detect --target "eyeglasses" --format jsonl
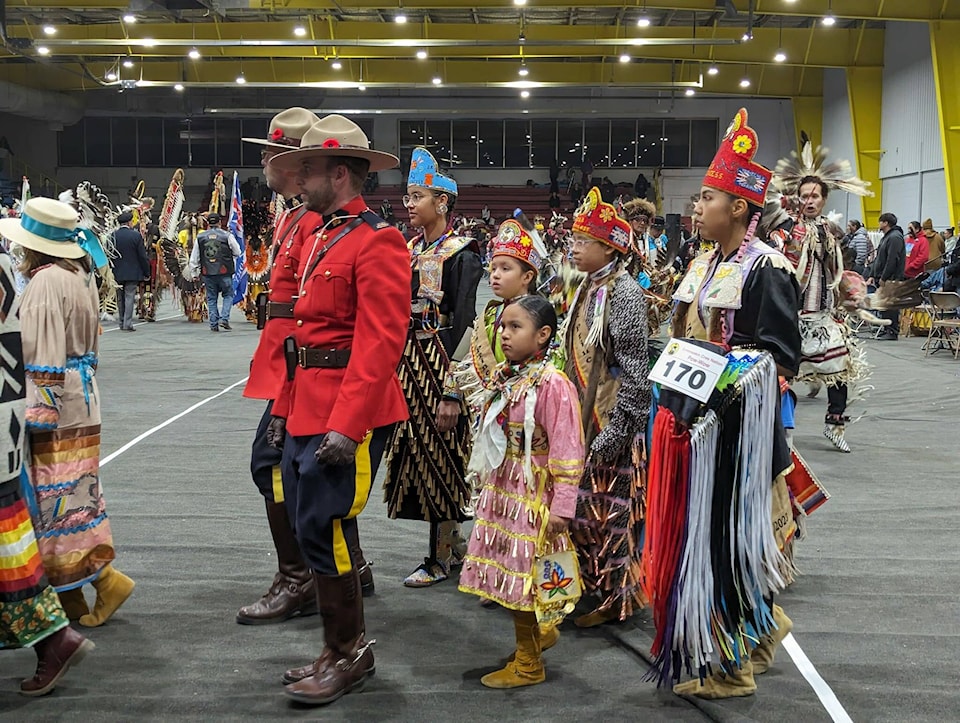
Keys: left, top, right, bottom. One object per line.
{"left": 402, "top": 192, "right": 434, "bottom": 206}
{"left": 570, "top": 237, "right": 596, "bottom": 248}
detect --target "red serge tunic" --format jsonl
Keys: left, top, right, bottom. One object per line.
{"left": 272, "top": 196, "right": 412, "bottom": 442}
{"left": 243, "top": 205, "right": 322, "bottom": 401}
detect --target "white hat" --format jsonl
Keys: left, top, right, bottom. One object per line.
{"left": 241, "top": 107, "right": 320, "bottom": 150}
{"left": 268, "top": 114, "right": 399, "bottom": 173}
{"left": 0, "top": 197, "right": 86, "bottom": 259}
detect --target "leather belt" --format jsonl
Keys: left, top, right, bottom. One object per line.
{"left": 297, "top": 347, "right": 351, "bottom": 369}
{"left": 266, "top": 301, "right": 294, "bottom": 319}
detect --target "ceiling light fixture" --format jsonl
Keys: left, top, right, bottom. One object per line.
{"left": 685, "top": 88, "right": 695, "bottom": 96}
{"left": 739, "top": 77, "right": 751, "bottom": 88}
{"left": 36, "top": 46, "right": 50, "bottom": 56}
{"left": 122, "top": 58, "right": 135, "bottom": 68}
{"left": 741, "top": 32, "right": 753, "bottom": 42}
{"left": 331, "top": 60, "right": 342, "bottom": 70}
{"left": 520, "top": 90, "right": 530, "bottom": 98}
{"left": 293, "top": 25, "right": 307, "bottom": 37}
{"left": 637, "top": 17, "right": 651, "bottom": 28}
{"left": 236, "top": 74, "right": 246, "bottom": 84}
{"left": 707, "top": 65, "right": 719, "bottom": 75}
{"left": 518, "top": 62, "right": 529, "bottom": 77}
{"left": 141, "top": 38, "right": 156, "bottom": 47}
{"left": 822, "top": 13, "right": 836, "bottom": 26}
{"left": 122, "top": 14, "right": 136, "bottom": 24}
{"left": 358, "top": 84, "right": 366, "bottom": 91}
{"left": 43, "top": 25, "right": 56, "bottom": 36}
{"left": 106, "top": 71, "right": 117, "bottom": 81}
{"left": 774, "top": 50, "right": 787, "bottom": 62}
{"left": 619, "top": 53, "right": 631, "bottom": 63}
{"left": 174, "top": 83, "right": 184, "bottom": 92}
{"left": 432, "top": 76, "right": 442, "bottom": 85}
{"left": 188, "top": 48, "right": 201, "bottom": 60}
{"left": 416, "top": 49, "right": 428, "bottom": 60}
{"left": 514, "top": 0, "right": 527, "bottom": 5}
{"left": 395, "top": 14, "right": 407, "bottom": 24}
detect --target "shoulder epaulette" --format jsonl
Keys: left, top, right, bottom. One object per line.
{"left": 360, "top": 209, "right": 392, "bottom": 230}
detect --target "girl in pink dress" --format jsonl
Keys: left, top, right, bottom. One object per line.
{"left": 458, "top": 296, "right": 585, "bottom": 689}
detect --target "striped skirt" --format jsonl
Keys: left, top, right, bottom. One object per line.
{"left": 27, "top": 425, "right": 115, "bottom": 590}
{"left": 0, "top": 477, "right": 69, "bottom": 649}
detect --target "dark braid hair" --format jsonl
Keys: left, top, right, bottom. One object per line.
{"left": 514, "top": 295, "right": 558, "bottom": 349}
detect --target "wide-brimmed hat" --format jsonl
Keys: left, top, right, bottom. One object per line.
{"left": 0, "top": 197, "right": 88, "bottom": 260}
{"left": 268, "top": 115, "right": 399, "bottom": 173}
{"left": 241, "top": 107, "right": 320, "bottom": 150}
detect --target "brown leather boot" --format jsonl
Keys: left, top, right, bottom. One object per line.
{"left": 20, "top": 627, "right": 95, "bottom": 697}
{"left": 237, "top": 500, "right": 318, "bottom": 625}
{"left": 343, "top": 524, "right": 375, "bottom": 598}
{"left": 284, "top": 569, "right": 376, "bottom": 706}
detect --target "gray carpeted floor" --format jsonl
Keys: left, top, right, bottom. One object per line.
{"left": 2, "top": 292, "right": 956, "bottom": 722}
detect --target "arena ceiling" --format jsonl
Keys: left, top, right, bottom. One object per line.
{"left": 0, "top": 1, "right": 955, "bottom": 98}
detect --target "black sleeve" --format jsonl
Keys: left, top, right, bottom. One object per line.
{"left": 439, "top": 249, "right": 482, "bottom": 354}
{"left": 732, "top": 261, "right": 802, "bottom": 376}
{"left": 881, "top": 234, "right": 904, "bottom": 280}
{"left": 136, "top": 232, "right": 151, "bottom": 278}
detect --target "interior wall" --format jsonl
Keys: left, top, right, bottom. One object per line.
{"left": 879, "top": 21, "right": 949, "bottom": 229}
{"left": 821, "top": 68, "right": 862, "bottom": 225}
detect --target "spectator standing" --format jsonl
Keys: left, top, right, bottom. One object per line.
{"left": 843, "top": 220, "right": 873, "bottom": 276}
{"left": 869, "top": 213, "right": 906, "bottom": 339}
{"left": 904, "top": 220, "right": 929, "bottom": 279}
{"left": 188, "top": 212, "right": 241, "bottom": 332}
{"left": 922, "top": 218, "right": 945, "bottom": 271}
{"left": 549, "top": 158, "right": 560, "bottom": 194}
{"left": 634, "top": 172, "right": 650, "bottom": 200}
{"left": 580, "top": 155, "right": 593, "bottom": 190}
{"left": 111, "top": 210, "right": 150, "bottom": 332}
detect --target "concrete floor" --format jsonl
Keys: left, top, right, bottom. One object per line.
{"left": 1, "top": 288, "right": 957, "bottom": 722}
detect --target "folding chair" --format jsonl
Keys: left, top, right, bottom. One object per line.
{"left": 925, "top": 291, "right": 960, "bottom": 358}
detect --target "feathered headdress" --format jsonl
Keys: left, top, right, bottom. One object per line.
{"left": 773, "top": 135, "right": 873, "bottom": 198}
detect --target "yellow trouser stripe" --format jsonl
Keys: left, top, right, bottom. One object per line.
{"left": 332, "top": 518, "right": 351, "bottom": 574}
{"left": 347, "top": 432, "right": 372, "bottom": 520}
{"left": 271, "top": 465, "right": 284, "bottom": 503}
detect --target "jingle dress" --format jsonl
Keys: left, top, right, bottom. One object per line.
{"left": 564, "top": 266, "right": 652, "bottom": 621}
{"left": 459, "top": 363, "right": 584, "bottom": 611}
{"left": 20, "top": 261, "right": 115, "bottom": 591}
{"left": 384, "top": 229, "right": 482, "bottom": 523}
{"left": 0, "top": 253, "right": 70, "bottom": 649}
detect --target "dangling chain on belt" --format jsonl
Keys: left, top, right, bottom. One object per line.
{"left": 410, "top": 298, "right": 450, "bottom": 335}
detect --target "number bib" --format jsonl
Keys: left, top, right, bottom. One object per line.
{"left": 648, "top": 338, "right": 729, "bottom": 403}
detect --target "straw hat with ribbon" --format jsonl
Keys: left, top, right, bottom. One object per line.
{"left": 268, "top": 114, "right": 399, "bottom": 173}
{"left": 0, "top": 197, "right": 108, "bottom": 267}
{"left": 241, "top": 106, "right": 320, "bottom": 150}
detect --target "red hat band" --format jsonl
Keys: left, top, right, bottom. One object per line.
{"left": 703, "top": 108, "right": 772, "bottom": 207}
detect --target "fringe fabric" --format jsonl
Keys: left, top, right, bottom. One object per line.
{"left": 572, "top": 435, "right": 647, "bottom": 621}
{"left": 384, "top": 329, "right": 471, "bottom": 522}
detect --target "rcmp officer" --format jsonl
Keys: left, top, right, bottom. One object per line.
{"left": 236, "top": 108, "right": 326, "bottom": 625}
{"left": 265, "top": 115, "right": 412, "bottom": 706}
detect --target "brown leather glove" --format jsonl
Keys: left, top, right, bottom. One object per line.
{"left": 266, "top": 416, "right": 286, "bottom": 449}
{"left": 315, "top": 430, "right": 358, "bottom": 466}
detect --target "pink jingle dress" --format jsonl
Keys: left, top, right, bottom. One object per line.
{"left": 458, "top": 368, "right": 585, "bottom": 611}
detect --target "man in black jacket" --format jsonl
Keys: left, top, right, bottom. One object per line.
{"left": 112, "top": 211, "right": 151, "bottom": 331}
{"left": 869, "top": 212, "right": 906, "bottom": 339}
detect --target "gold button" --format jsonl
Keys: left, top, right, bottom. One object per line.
{"left": 324, "top": 270, "right": 331, "bottom": 276}
{"left": 321, "top": 234, "right": 328, "bottom": 241}
{"left": 296, "top": 320, "right": 303, "bottom": 327}
{"left": 301, "top": 291, "right": 307, "bottom": 297}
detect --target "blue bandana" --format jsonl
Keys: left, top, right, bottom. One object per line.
{"left": 407, "top": 147, "right": 458, "bottom": 196}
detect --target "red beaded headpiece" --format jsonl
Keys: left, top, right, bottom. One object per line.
{"left": 572, "top": 187, "right": 631, "bottom": 254}
{"left": 491, "top": 219, "right": 542, "bottom": 270}
{"left": 703, "top": 108, "right": 772, "bottom": 207}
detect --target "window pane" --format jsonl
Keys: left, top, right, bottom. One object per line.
{"left": 663, "top": 120, "right": 690, "bottom": 167}
{"left": 164, "top": 119, "right": 190, "bottom": 167}
{"left": 636, "top": 120, "right": 663, "bottom": 167}
{"left": 477, "top": 120, "right": 503, "bottom": 168}
{"left": 583, "top": 120, "right": 610, "bottom": 169}
{"left": 138, "top": 119, "right": 163, "bottom": 166}
{"left": 610, "top": 120, "right": 636, "bottom": 169}
{"left": 187, "top": 118, "right": 216, "bottom": 168}
{"left": 216, "top": 119, "right": 241, "bottom": 167}
{"left": 691, "top": 119, "right": 719, "bottom": 167}
{"left": 451, "top": 120, "right": 477, "bottom": 169}
{"left": 397, "top": 120, "right": 424, "bottom": 173}
{"left": 557, "top": 120, "right": 582, "bottom": 164}
{"left": 85, "top": 118, "right": 111, "bottom": 165}
{"left": 241, "top": 119, "right": 268, "bottom": 166}
{"left": 530, "top": 120, "right": 556, "bottom": 168}
{"left": 111, "top": 118, "right": 137, "bottom": 165}
{"left": 58, "top": 121, "right": 85, "bottom": 166}
{"left": 424, "top": 120, "right": 451, "bottom": 164}
{"left": 504, "top": 120, "right": 530, "bottom": 168}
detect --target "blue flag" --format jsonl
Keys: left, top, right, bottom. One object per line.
{"left": 229, "top": 171, "right": 247, "bottom": 304}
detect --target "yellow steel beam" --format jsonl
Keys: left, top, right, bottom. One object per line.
{"left": 13, "top": 1, "right": 960, "bottom": 22}
{"left": 12, "top": 22, "right": 885, "bottom": 69}
{"left": 846, "top": 67, "right": 884, "bottom": 222}
{"left": 792, "top": 96, "right": 824, "bottom": 150}
{"left": 930, "top": 21, "right": 960, "bottom": 226}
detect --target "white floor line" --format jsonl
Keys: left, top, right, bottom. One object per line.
{"left": 781, "top": 633, "right": 853, "bottom": 723}
{"left": 102, "top": 312, "right": 185, "bottom": 332}
{"left": 100, "top": 376, "right": 249, "bottom": 467}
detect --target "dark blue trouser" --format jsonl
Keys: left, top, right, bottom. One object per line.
{"left": 250, "top": 401, "right": 283, "bottom": 502}
{"left": 281, "top": 426, "right": 392, "bottom": 575}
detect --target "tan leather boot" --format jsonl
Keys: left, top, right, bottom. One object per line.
{"left": 481, "top": 611, "right": 546, "bottom": 689}
{"left": 78, "top": 565, "right": 135, "bottom": 627}
{"left": 236, "top": 500, "right": 317, "bottom": 624}
{"left": 673, "top": 660, "right": 757, "bottom": 699}
{"left": 751, "top": 604, "right": 793, "bottom": 674}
